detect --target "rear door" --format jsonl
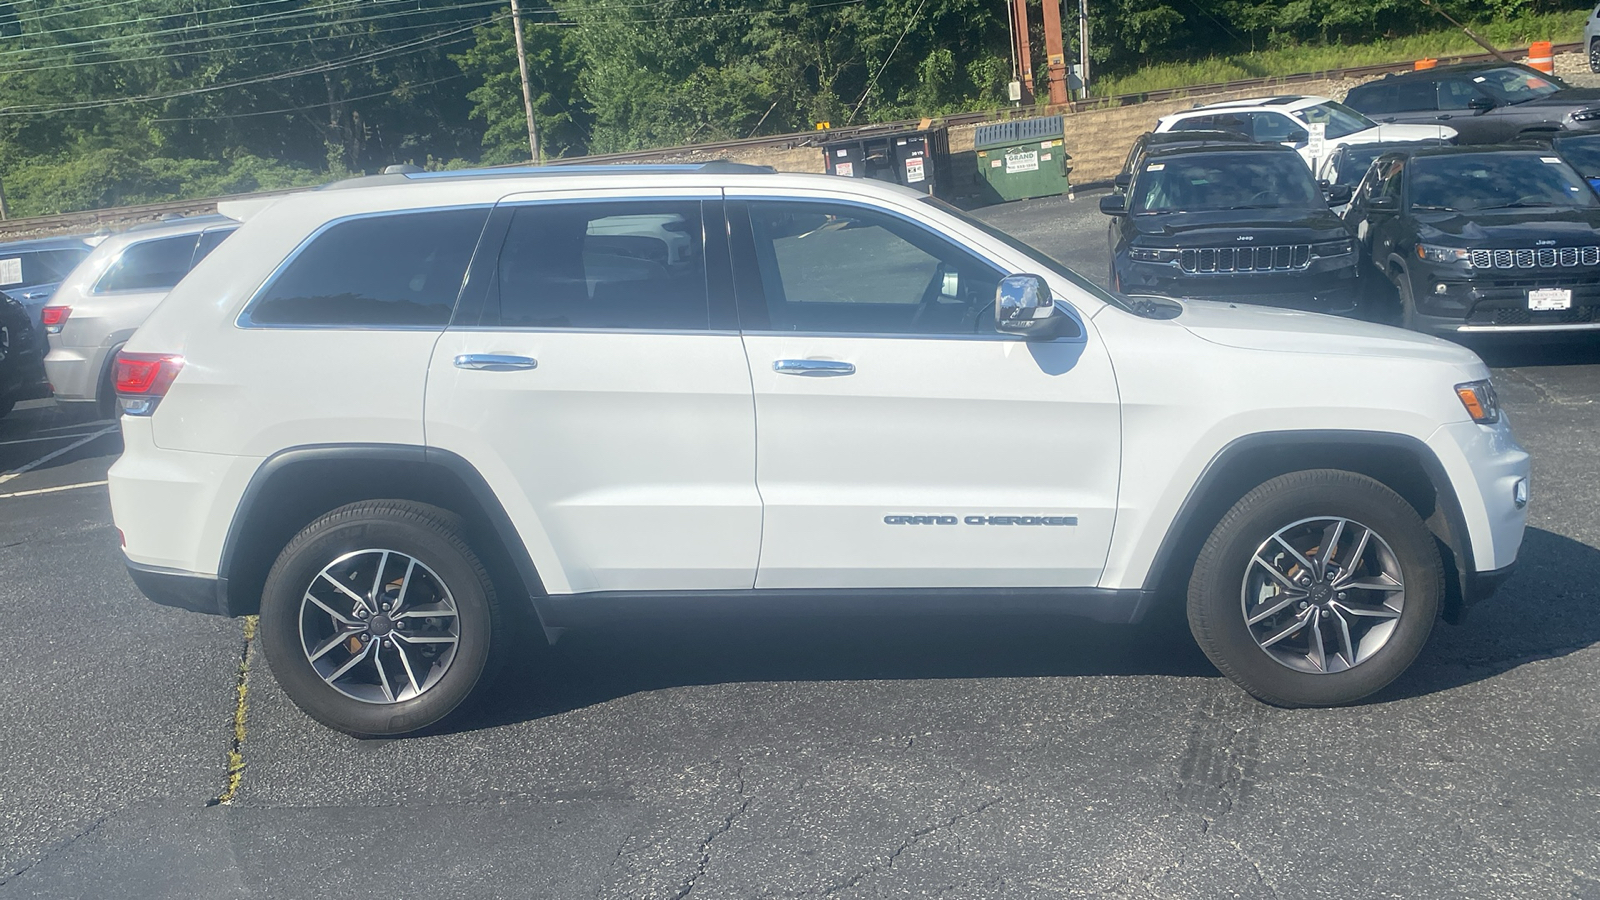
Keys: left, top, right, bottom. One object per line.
{"left": 425, "top": 190, "right": 762, "bottom": 595}
{"left": 728, "top": 190, "right": 1121, "bottom": 590}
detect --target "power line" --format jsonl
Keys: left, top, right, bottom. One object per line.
{"left": 149, "top": 71, "right": 470, "bottom": 122}
{"left": 0, "top": 0, "right": 502, "bottom": 59}
{"left": 847, "top": 0, "right": 929, "bottom": 123}
{"left": 0, "top": 16, "right": 499, "bottom": 116}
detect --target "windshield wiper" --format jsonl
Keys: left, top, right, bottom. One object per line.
{"left": 1410, "top": 204, "right": 1457, "bottom": 211}
{"left": 1477, "top": 201, "right": 1552, "bottom": 210}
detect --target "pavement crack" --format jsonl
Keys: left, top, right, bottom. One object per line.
{"left": 814, "top": 797, "right": 1003, "bottom": 897}
{"left": 0, "top": 813, "right": 111, "bottom": 885}
{"left": 208, "top": 615, "right": 257, "bottom": 807}
{"left": 671, "top": 762, "right": 750, "bottom": 900}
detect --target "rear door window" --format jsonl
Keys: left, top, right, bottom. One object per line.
{"left": 481, "top": 200, "right": 710, "bottom": 330}
{"left": 1345, "top": 83, "right": 1392, "bottom": 114}
{"left": 246, "top": 208, "right": 488, "bottom": 327}
{"left": 95, "top": 235, "right": 201, "bottom": 293}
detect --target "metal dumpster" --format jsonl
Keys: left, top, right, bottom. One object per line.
{"left": 821, "top": 124, "right": 950, "bottom": 197}
{"left": 973, "top": 116, "right": 1070, "bottom": 203}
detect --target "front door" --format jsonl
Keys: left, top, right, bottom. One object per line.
{"left": 728, "top": 193, "right": 1122, "bottom": 589}
{"left": 426, "top": 192, "right": 762, "bottom": 595}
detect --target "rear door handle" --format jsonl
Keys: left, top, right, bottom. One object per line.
{"left": 454, "top": 353, "right": 538, "bottom": 371}
{"left": 773, "top": 359, "right": 855, "bottom": 377}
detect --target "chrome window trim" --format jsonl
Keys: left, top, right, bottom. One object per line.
{"left": 235, "top": 204, "right": 494, "bottom": 330}
{"left": 726, "top": 192, "right": 1088, "bottom": 344}
{"left": 446, "top": 326, "right": 741, "bottom": 337}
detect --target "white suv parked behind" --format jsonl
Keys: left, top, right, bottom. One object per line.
{"left": 1154, "top": 95, "right": 1456, "bottom": 169}
{"left": 109, "top": 163, "right": 1529, "bottom": 737}
{"left": 43, "top": 215, "right": 237, "bottom": 418}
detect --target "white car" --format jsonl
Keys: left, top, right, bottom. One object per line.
{"left": 109, "top": 164, "right": 1529, "bottom": 737}
{"left": 1155, "top": 95, "right": 1457, "bottom": 171}
{"left": 42, "top": 215, "right": 237, "bottom": 417}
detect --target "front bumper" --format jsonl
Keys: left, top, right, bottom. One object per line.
{"left": 1405, "top": 269, "right": 1600, "bottom": 335}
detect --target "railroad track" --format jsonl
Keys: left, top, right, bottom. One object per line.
{"left": 0, "top": 41, "right": 1578, "bottom": 236}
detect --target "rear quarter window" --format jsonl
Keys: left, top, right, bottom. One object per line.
{"left": 245, "top": 207, "right": 488, "bottom": 327}
{"left": 94, "top": 234, "right": 200, "bottom": 293}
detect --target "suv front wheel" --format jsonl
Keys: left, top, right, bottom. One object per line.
{"left": 1187, "top": 470, "right": 1443, "bottom": 707}
{"left": 259, "top": 500, "right": 504, "bottom": 737}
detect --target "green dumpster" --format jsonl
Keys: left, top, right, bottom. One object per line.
{"left": 973, "top": 116, "right": 1071, "bottom": 203}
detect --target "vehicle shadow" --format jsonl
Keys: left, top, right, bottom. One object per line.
{"left": 463, "top": 599, "right": 1215, "bottom": 732}
{"left": 1385, "top": 526, "right": 1600, "bottom": 701}
{"left": 1466, "top": 334, "right": 1600, "bottom": 369}
{"left": 453, "top": 527, "right": 1597, "bottom": 731}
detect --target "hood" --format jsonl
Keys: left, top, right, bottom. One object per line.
{"left": 1131, "top": 207, "right": 1349, "bottom": 240}
{"left": 1343, "top": 124, "right": 1456, "bottom": 144}
{"left": 1414, "top": 207, "right": 1600, "bottom": 244}
{"left": 1525, "top": 87, "right": 1600, "bottom": 109}
{"left": 1175, "top": 298, "right": 1483, "bottom": 365}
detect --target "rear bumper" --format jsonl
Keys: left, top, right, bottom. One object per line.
{"left": 1464, "top": 561, "right": 1517, "bottom": 606}
{"left": 43, "top": 343, "right": 110, "bottom": 402}
{"left": 125, "top": 559, "right": 230, "bottom": 616}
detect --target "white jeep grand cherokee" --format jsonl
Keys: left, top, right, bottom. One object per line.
{"left": 109, "top": 163, "right": 1529, "bottom": 737}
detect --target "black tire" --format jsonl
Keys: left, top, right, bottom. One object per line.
{"left": 259, "top": 500, "right": 504, "bottom": 738}
{"left": 1395, "top": 272, "right": 1421, "bottom": 331}
{"left": 1590, "top": 37, "right": 1600, "bottom": 73}
{"left": 1187, "top": 469, "right": 1443, "bottom": 708}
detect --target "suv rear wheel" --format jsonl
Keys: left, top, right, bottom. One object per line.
{"left": 259, "top": 500, "right": 503, "bottom": 737}
{"left": 1590, "top": 37, "right": 1600, "bottom": 73}
{"left": 1187, "top": 469, "right": 1443, "bottom": 707}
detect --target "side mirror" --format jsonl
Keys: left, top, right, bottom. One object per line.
{"left": 1285, "top": 128, "right": 1310, "bottom": 144}
{"left": 1113, "top": 173, "right": 1132, "bottom": 190}
{"left": 1099, "top": 194, "right": 1128, "bottom": 215}
{"left": 1368, "top": 196, "right": 1399, "bottom": 213}
{"left": 1325, "top": 184, "right": 1354, "bottom": 205}
{"left": 995, "top": 274, "right": 1072, "bottom": 340}
{"left": 1468, "top": 96, "right": 1496, "bottom": 111}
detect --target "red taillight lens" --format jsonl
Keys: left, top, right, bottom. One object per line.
{"left": 41, "top": 306, "right": 70, "bottom": 333}
{"left": 114, "top": 352, "right": 184, "bottom": 415}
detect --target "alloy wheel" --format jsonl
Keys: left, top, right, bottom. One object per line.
{"left": 1240, "top": 516, "right": 1405, "bottom": 675}
{"left": 298, "top": 548, "right": 461, "bottom": 703}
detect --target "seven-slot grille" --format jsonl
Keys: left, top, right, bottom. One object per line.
{"left": 1179, "top": 244, "right": 1311, "bottom": 274}
{"left": 1468, "top": 247, "right": 1600, "bottom": 269}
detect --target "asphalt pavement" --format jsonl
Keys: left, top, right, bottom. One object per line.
{"left": 2, "top": 195, "right": 1598, "bottom": 899}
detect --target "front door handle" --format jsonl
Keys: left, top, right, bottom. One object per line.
{"left": 773, "top": 359, "right": 855, "bottom": 377}
{"left": 454, "top": 353, "right": 538, "bottom": 371}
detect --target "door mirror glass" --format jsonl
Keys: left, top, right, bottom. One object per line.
{"left": 1113, "top": 173, "right": 1132, "bottom": 189}
{"left": 1285, "top": 128, "right": 1310, "bottom": 145}
{"left": 1325, "top": 183, "right": 1354, "bottom": 205}
{"left": 995, "top": 274, "right": 1069, "bottom": 339}
{"left": 1099, "top": 194, "right": 1128, "bottom": 215}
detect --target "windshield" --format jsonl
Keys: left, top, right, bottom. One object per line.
{"left": 1553, "top": 134, "right": 1600, "bottom": 178}
{"left": 1132, "top": 151, "right": 1322, "bottom": 213}
{"left": 1469, "top": 66, "right": 1565, "bottom": 104}
{"left": 1290, "top": 101, "right": 1374, "bottom": 139}
{"left": 920, "top": 196, "right": 1135, "bottom": 314}
{"left": 1410, "top": 152, "right": 1598, "bottom": 211}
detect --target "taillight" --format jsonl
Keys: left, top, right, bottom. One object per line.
{"left": 114, "top": 352, "right": 184, "bottom": 416}
{"left": 41, "top": 306, "right": 70, "bottom": 334}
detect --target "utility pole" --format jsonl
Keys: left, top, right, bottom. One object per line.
{"left": 509, "top": 0, "right": 541, "bottom": 164}
{"left": 0, "top": 176, "right": 8, "bottom": 221}
{"left": 1077, "top": 0, "right": 1091, "bottom": 97}
{"left": 1041, "top": 0, "right": 1069, "bottom": 105}
{"left": 1012, "top": 0, "right": 1034, "bottom": 105}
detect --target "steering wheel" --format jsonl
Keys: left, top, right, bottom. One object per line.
{"left": 1247, "top": 190, "right": 1279, "bottom": 205}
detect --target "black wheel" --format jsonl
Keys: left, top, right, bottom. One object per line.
{"left": 1590, "top": 37, "right": 1600, "bottom": 73}
{"left": 1187, "top": 470, "right": 1443, "bottom": 707}
{"left": 259, "top": 500, "right": 504, "bottom": 737}
{"left": 1394, "top": 272, "right": 1421, "bottom": 331}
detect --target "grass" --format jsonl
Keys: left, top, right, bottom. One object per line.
{"left": 1092, "top": 10, "right": 1591, "bottom": 99}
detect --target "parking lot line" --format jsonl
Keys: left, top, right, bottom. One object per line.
{"left": 0, "top": 479, "right": 109, "bottom": 500}
{"left": 0, "top": 430, "right": 116, "bottom": 448}
{"left": 0, "top": 424, "right": 118, "bottom": 485}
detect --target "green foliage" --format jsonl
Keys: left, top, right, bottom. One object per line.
{"left": 0, "top": 0, "right": 1590, "bottom": 215}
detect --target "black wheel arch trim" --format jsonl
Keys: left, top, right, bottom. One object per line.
{"left": 1140, "top": 429, "right": 1486, "bottom": 622}
{"left": 216, "top": 443, "right": 548, "bottom": 620}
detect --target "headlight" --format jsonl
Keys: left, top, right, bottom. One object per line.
{"left": 1312, "top": 238, "right": 1353, "bottom": 257}
{"left": 1417, "top": 243, "right": 1469, "bottom": 264}
{"left": 1571, "top": 107, "right": 1600, "bottom": 122}
{"left": 1455, "top": 379, "right": 1501, "bottom": 425}
{"left": 1129, "top": 247, "right": 1180, "bottom": 263}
